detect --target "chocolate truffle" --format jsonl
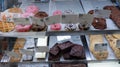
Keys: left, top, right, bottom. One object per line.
{"left": 92, "top": 17, "right": 107, "bottom": 29}
{"left": 70, "top": 45, "right": 85, "bottom": 59}
{"left": 34, "top": 11, "right": 48, "bottom": 18}
{"left": 49, "top": 43, "right": 60, "bottom": 56}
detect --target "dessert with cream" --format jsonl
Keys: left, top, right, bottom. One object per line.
{"left": 50, "top": 23, "right": 61, "bottom": 31}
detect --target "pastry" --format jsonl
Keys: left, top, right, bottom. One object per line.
{"left": 88, "top": 10, "right": 94, "bottom": 14}
{"left": 89, "top": 35, "right": 108, "bottom": 60}
{"left": 78, "top": 24, "right": 90, "bottom": 30}
{"left": 103, "top": 6, "right": 120, "bottom": 28}
{"left": 53, "top": 10, "right": 62, "bottom": 16}
{"left": 8, "top": 8, "right": 22, "bottom": 13}
{"left": 52, "top": 63, "right": 86, "bottom": 67}
{"left": 105, "top": 34, "right": 120, "bottom": 59}
{"left": 92, "top": 18, "right": 107, "bottom": 29}
{"left": 15, "top": 24, "right": 32, "bottom": 32}
{"left": 0, "top": 21, "right": 15, "bottom": 32}
{"left": 50, "top": 23, "right": 61, "bottom": 31}
{"left": 70, "top": 45, "right": 85, "bottom": 59}
{"left": 31, "top": 24, "right": 47, "bottom": 31}
{"left": 34, "top": 11, "right": 48, "bottom": 18}
{"left": 48, "top": 53, "right": 61, "bottom": 61}
{"left": 64, "top": 24, "right": 77, "bottom": 31}
{"left": 21, "top": 12, "right": 34, "bottom": 18}
{"left": 49, "top": 43, "right": 60, "bottom": 56}
{"left": 26, "top": 5, "right": 39, "bottom": 14}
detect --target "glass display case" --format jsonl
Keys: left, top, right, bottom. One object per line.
{"left": 0, "top": 0, "right": 120, "bottom": 67}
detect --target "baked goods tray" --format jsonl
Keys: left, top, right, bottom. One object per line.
{"left": 85, "top": 35, "right": 117, "bottom": 60}
{"left": 48, "top": 36, "right": 88, "bottom": 64}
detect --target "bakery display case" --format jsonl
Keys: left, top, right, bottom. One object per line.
{"left": 1, "top": 0, "right": 120, "bottom": 67}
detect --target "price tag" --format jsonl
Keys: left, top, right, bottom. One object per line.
{"left": 95, "top": 43, "right": 107, "bottom": 52}
{"left": 36, "top": 46, "right": 49, "bottom": 52}
{"left": 30, "top": 17, "right": 45, "bottom": 25}
{"left": 57, "top": 36, "right": 71, "bottom": 43}
{"left": 94, "top": 10, "right": 111, "bottom": 18}
{"left": 5, "top": 51, "right": 20, "bottom": 58}
{"left": 62, "top": 14, "right": 78, "bottom": 24}
{"left": 13, "top": 18, "right": 31, "bottom": 25}
{"left": 78, "top": 14, "right": 94, "bottom": 28}
{"left": 45, "top": 15, "right": 62, "bottom": 25}
{"left": 20, "top": 49, "right": 34, "bottom": 56}
{"left": 116, "top": 40, "right": 120, "bottom": 48}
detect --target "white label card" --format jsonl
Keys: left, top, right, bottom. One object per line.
{"left": 20, "top": 49, "right": 34, "bottom": 56}
{"left": 36, "top": 46, "right": 49, "bottom": 52}
{"left": 116, "top": 40, "right": 120, "bottom": 48}
{"left": 36, "top": 32, "right": 46, "bottom": 36}
{"left": 94, "top": 10, "right": 111, "bottom": 18}
{"left": 30, "top": 17, "right": 45, "bottom": 25}
{"left": 5, "top": 51, "right": 20, "bottom": 58}
{"left": 62, "top": 14, "right": 78, "bottom": 24}
{"left": 45, "top": 15, "right": 61, "bottom": 25}
{"left": 13, "top": 18, "right": 31, "bottom": 25}
{"left": 95, "top": 43, "right": 107, "bottom": 52}
{"left": 57, "top": 36, "right": 71, "bottom": 43}
{"left": 78, "top": 14, "right": 94, "bottom": 27}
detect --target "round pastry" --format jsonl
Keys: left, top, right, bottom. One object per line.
{"left": 64, "top": 24, "right": 77, "bottom": 31}
{"left": 92, "top": 18, "right": 106, "bottom": 29}
{"left": 50, "top": 23, "right": 61, "bottom": 31}
{"left": 15, "top": 25, "right": 32, "bottom": 32}
{"left": 78, "top": 24, "right": 90, "bottom": 30}
{"left": 88, "top": 10, "right": 94, "bottom": 14}
{"left": 53, "top": 10, "right": 62, "bottom": 16}
{"left": 8, "top": 7, "right": 23, "bottom": 13}
{"left": 34, "top": 11, "right": 48, "bottom": 18}
{"left": 26, "top": 5, "right": 39, "bottom": 14}
{"left": 103, "top": 6, "right": 116, "bottom": 10}
{"left": 31, "top": 24, "right": 47, "bottom": 31}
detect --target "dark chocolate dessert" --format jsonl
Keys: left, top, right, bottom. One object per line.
{"left": 70, "top": 45, "right": 85, "bottom": 59}
{"left": 92, "top": 18, "right": 107, "bottom": 29}
{"left": 52, "top": 63, "right": 86, "bottom": 67}
{"left": 49, "top": 43, "right": 60, "bottom": 56}
{"left": 34, "top": 11, "right": 48, "bottom": 18}
{"left": 48, "top": 53, "right": 61, "bottom": 61}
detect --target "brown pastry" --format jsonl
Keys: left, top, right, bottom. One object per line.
{"left": 90, "top": 35, "right": 108, "bottom": 60}
{"left": 8, "top": 8, "right": 22, "bottom": 13}
{"left": 88, "top": 10, "right": 94, "bottom": 14}
{"left": 92, "top": 18, "right": 107, "bottom": 29}
{"left": 34, "top": 11, "right": 48, "bottom": 18}
{"left": 31, "top": 24, "right": 47, "bottom": 31}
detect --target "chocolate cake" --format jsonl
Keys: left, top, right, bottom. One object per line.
{"left": 63, "top": 51, "right": 72, "bottom": 60}
{"left": 58, "top": 41, "right": 73, "bottom": 51}
{"left": 49, "top": 43, "right": 60, "bottom": 56}
{"left": 70, "top": 45, "right": 85, "bottom": 59}
{"left": 52, "top": 63, "right": 86, "bottom": 67}
{"left": 48, "top": 53, "right": 61, "bottom": 61}
{"left": 92, "top": 18, "right": 107, "bottom": 29}
{"left": 34, "top": 11, "right": 48, "bottom": 18}
{"left": 31, "top": 24, "right": 47, "bottom": 31}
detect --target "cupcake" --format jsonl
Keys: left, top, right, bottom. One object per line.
{"left": 64, "top": 24, "right": 77, "bottom": 31}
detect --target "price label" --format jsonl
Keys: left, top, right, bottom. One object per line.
{"left": 36, "top": 46, "right": 49, "bottom": 52}
{"left": 13, "top": 18, "right": 31, "bottom": 25}
{"left": 57, "top": 36, "right": 71, "bottom": 43}
{"left": 94, "top": 10, "right": 111, "bottom": 18}
{"left": 5, "top": 51, "right": 20, "bottom": 58}
{"left": 45, "top": 15, "right": 62, "bottom": 25}
{"left": 78, "top": 14, "right": 94, "bottom": 27}
{"left": 20, "top": 49, "right": 34, "bottom": 56}
{"left": 95, "top": 43, "right": 107, "bottom": 52}
{"left": 30, "top": 17, "right": 45, "bottom": 25}
{"left": 62, "top": 14, "right": 78, "bottom": 24}
{"left": 116, "top": 40, "right": 120, "bottom": 48}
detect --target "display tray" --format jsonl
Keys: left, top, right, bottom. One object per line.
{"left": 85, "top": 35, "right": 116, "bottom": 60}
